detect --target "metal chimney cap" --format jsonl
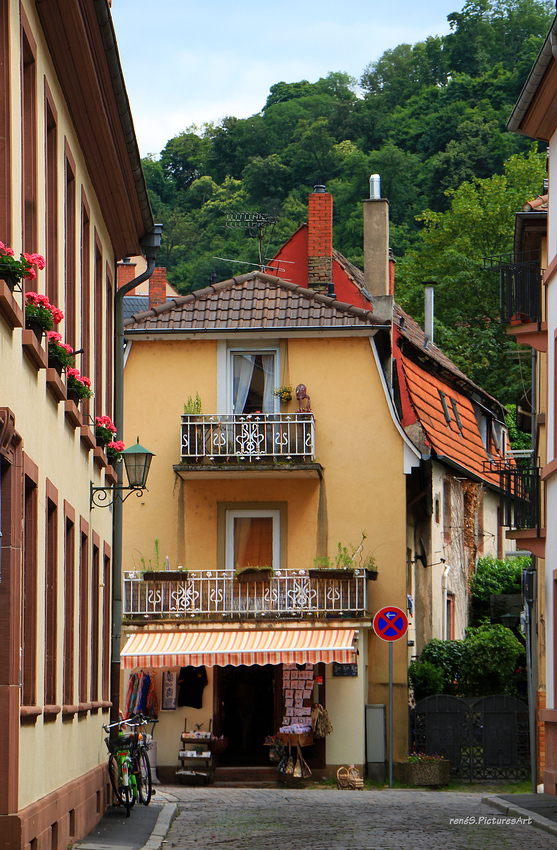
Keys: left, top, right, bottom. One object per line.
{"left": 369, "top": 174, "right": 381, "bottom": 199}
{"left": 313, "top": 184, "right": 327, "bottom": 194}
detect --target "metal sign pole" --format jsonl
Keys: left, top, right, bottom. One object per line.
{"left": 373, "top": 606, "right": 408, "bottom": 791}
{"left": 389, "top": 641, "right": 393, "bottom": 788}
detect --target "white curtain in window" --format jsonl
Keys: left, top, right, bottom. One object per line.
{"left": 261, "top": 354, "right": 275, "bottom": 414}
{"left": 233, "top": 354, "right": 255, "bottom": 414}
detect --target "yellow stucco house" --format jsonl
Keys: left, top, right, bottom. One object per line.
{"left": 120, "top": 269, "right": 421, "bottom": 780}
{"left": 0, "top": 1, "right": 155, "bottom": 846}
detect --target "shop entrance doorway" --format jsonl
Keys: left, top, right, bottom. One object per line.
{"left": 216, "top": 665, "right": 277, "bottom": 766}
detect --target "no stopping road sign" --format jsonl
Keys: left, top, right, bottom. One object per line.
{"left": 373, "top": 606, "right": 408, "bottom": 642}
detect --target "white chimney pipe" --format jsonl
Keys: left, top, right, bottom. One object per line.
{"left": 369, "top": 174, "right": 381, "bottom": 200}
{"left": 424, "top": 282, "right": 435, "bottom": 344}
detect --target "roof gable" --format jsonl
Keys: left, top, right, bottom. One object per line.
{"left": 124, "top": 271, "right": 384, "bottom": 334}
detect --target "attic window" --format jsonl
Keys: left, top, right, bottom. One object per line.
{"left": 438, "top": 390, "right": 451, "bottom": 426}
{"left": 450, "top": 398, "right": 463, "bottom": 434}
{"left": 491, "top": 420, "right": 501, "bottom": 454}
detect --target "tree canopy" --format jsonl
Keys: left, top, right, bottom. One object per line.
{"left": 143, "top": 0, "right": 553, "bottom": 405}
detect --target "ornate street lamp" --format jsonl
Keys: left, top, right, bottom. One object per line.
{"left": 90, "top": 438, "right": 155, "bottom": 508}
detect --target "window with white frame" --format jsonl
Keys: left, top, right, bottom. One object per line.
{"left": 230, "top": 348, "right": 278, "bottom": 414}
{"left": 225, "top": 509, "right": 280, "bottom": 571}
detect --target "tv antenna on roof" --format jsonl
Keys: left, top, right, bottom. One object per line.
{"left": 224, "top": 210, "right": 278, "bottom": 269}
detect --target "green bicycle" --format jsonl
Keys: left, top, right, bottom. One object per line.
{"left": 103, "top": 715, "right": 156, "bottom": 816}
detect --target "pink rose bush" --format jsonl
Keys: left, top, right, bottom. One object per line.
{"left": 25, "top": 291, "right": 64, "bottom": 332}
{"left": 0, "top": 242, "right": 46, "bottom": 283}
{"left": 66, "top": 367, "right": 94, "bottom": 400}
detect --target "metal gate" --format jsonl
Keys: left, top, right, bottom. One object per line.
{"left": 410, "top": 695, "right": 530, "bottom": 781}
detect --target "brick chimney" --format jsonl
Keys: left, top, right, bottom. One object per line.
{"left": 149, "top": 267, "right": 167, "bottom": 309}
{"left": 308, "top": 185, "right": 333, "bottom": 293}
{"left": 117, "top": 258, "right": 137, "bottom": 293}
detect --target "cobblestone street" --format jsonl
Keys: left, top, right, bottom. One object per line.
{"left": 159, "top": 787, "right": 555, "bottom": 849}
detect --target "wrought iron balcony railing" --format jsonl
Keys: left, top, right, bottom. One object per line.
{"left": 489, "top": 453, "right": 541, "bottom": 532}
{"left": 180, "top": 413, "right": 315, "bottom": 461}
{"left": 484, "top": 250, "right": 542, "bottom": 324}
{"left": 123, "top": 568, "right": 368, "bottom": 620}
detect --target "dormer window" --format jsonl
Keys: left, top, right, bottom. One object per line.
{"left": 438, "top": 390, "right": 452, "bottom": 426}
{"left": 491, "top": 420, "right": 501, "bottom": 454}
{"left": 450, "top": 398, "right": 463, "bottom": 434}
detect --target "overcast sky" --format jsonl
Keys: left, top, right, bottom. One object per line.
{"left": 111, "top": 0, "right": 462, "bottom": 157}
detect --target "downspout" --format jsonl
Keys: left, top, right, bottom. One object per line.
{"left": 110, "top": 225, "right": 163, "bottom": 726}
{"left": 442, "top": 564, "right": 451, "bottom": 640}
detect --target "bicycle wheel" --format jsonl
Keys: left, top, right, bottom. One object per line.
{"left": 137, "top": 749, "right": 152, "bottom": 805}
{"left": 121, "top": 784, "right": 132, "bottom": 817}
{"left": 128, "top": 775, "right": 137, "bottom": 808}
{"left": 108, "top": 755, "right": 131, "bottom": 817}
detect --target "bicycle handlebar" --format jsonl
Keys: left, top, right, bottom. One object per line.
{"left": 102, "top": 714, "right": 159, "bottom": 733}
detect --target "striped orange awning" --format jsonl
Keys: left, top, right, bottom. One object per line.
{"left": 121, "top": 628, "right": 356, "bottom": 669}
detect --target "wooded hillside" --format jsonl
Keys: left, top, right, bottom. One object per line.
{"left": 143, "top": 0, "right": 553, "bottom": 403}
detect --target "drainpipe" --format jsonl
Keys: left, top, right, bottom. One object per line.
{"left": 442, "top": 564, "right": 451, "bottom": 640}
{"left": 110, "top": 225, "right": 163, "bottom": 726}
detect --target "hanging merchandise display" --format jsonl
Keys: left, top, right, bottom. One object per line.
{"left": 162, "top": 671, "right": 177, "bottom": 711}
{"left": 312, "top": 703, "right": 334, "bottom": 739}
{"left": 177, "top": 665, "right": 208, "bottom": 708}
{"left": 124, "top": 670, "right": 159, "bottom": 718}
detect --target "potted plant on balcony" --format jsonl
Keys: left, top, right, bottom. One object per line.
{"left": 47, "top": 332, "right": 75, "bottom": 375}
{"left": 106, "top": 439, "right": 126, "bottom": 463}
{"left": 24, "top": 291, "right": 64, "bottom": 342}
{"left": 183, "top": 393, "right": 203, "bottom": 461}
{"left": 273, "top": 386, "right": 293, "bottom": 404}
{"left": 0, "top": 243, "right": 45, "bottom": 291}
{"left": 94, "top": 415, "right": 118, "bottom": 449}
{"left": 309, "top": 534, "right": 377, "bottom": 580}
{"left": 234, "top": 564, "right": 273, "bottom": 583}
{"left": 399, "top": 753, "right": 450, "bottom": 787}
{"left": 66, "top": 367, "right": 93, "bottom": 405}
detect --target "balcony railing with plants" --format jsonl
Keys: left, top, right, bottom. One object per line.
{"left": 123, "top": 567, "right": 369, "bottom": 620}
{"left": 484, "top": 250, "right": 542, "bottom": 324}
{"left": 180, "top": 413, "right": 315, "bottom": 462}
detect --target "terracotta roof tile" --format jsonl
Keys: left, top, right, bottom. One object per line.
{"left": 400, "top": 355, "right": 504, "bottom": 486}
{"left": 123, "top": 272, "right": 385, "bottom": 333}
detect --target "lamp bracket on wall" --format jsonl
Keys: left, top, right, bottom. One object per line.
{"left": 90, "top": 483, "right": 147, "bottom": 509}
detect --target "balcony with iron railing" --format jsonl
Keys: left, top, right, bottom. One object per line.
{"left": 123, "top": 568, "right": 370, "bottom": 622}
{"left": 484, "top": 250, "right": 543, "bottom": 325}
{"left": 488, "top": 451, "right": 542, "bottom": 535}
{"left": 175, "top": 413, "right": 322, "bottom": 479}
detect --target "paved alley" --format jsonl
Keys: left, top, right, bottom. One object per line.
{"left": 159, "top": 786, "right": 556, "bottom": 850}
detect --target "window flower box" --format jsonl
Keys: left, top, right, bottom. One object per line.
{"left": 142, "top": 570, "right": 188, "bottom": 582}
{"left": 234, "top": 566, "right": 273, "bottom": 583}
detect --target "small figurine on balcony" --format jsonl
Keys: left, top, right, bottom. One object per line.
{"left": 296, "top": 384, "right": 311, "bottom": 413}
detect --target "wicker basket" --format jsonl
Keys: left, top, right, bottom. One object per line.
{"left": 337, "top": 765, "right": 364, "bottom": 790}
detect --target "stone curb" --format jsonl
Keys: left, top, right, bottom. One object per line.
{"left": 138, "top": 803, "right": 178, "bottom": 850}
{"left": 482, "top": 795, "right": 557, "bottom": 838}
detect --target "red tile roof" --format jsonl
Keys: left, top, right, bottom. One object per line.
{"left": 398, "top": 355, "right": 504, "bottom": 486}
{"left": 124, "top": 272, "right": 385, "bottom": 333}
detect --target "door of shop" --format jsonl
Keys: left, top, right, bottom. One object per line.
{"left": 214, "top": 664, "right": 277, "bottom": 766}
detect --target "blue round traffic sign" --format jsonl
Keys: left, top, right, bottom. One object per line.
{"left": 373, "top": 606, "right": 408, "bottom": 642}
